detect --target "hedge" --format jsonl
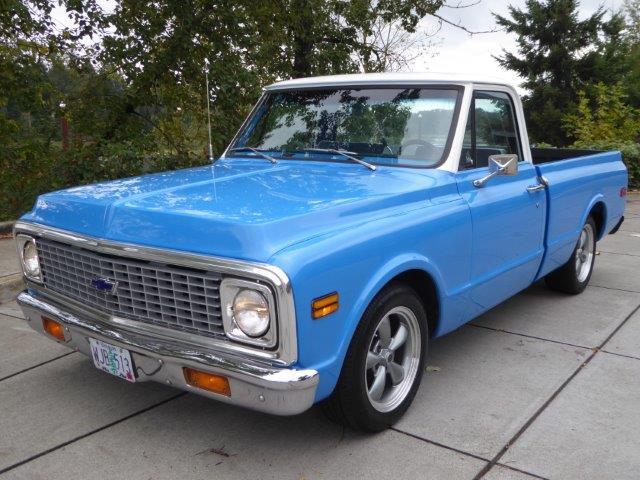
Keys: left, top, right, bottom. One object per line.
{"left": 0, "top": 146, "right": 207, "bottom": 222}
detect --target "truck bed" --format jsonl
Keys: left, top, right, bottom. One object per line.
{"left": 531, "top": 147, "right": 604, "bottom": 164}
{"left": 531, "top": 149, "right": 627, "bottom": 281}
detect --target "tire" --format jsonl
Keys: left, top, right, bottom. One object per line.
{"left": 545, "top": 216, "right": 597, "bottom": 294}
{"left": 321, "top": 283, "right": 428, "bottom": 432}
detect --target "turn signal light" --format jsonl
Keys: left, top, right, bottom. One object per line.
{"left": 42, "top": 316, "right": 65, "bottom": 341}
{"left": 183, "top": 368, "right": 231, "bottom": 397}
{"left": 312, "top": 292, "right": 339, "bottom": 319}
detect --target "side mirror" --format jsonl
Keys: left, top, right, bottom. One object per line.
{"left": 489, "top": 154, "right": 518, "bottom": 175}
{"left": 474, "top": 154, "right": 519, "bottom": 187}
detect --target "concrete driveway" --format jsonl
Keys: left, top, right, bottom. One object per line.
{"left": 0, "top": 195, "right": 638, "bottom": 480}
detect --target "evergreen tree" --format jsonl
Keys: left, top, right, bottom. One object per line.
{"left": 624, "top": 0, "right": 640, "bottom": 106}
{"left": 494, "top": 1, "right": 627, "bottom": 146}
{"left": 625, "top": 0, "right": 640, "bottom": 44}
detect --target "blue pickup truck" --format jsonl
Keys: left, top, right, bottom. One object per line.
{"left": 14, "top": 73, "right": 628, "bottom": 431}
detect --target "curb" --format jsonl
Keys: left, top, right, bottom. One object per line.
{"left": 0, "top": 273, "right": 24, "bottom": 304}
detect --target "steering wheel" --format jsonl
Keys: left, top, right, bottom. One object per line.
{"left": 400, "top": 139, "right": 436, "bottom": 157}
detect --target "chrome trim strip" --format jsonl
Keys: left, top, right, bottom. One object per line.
{"left": 14, "top": 221, "right": 298, "bottom": 365}
{"left": 221, "top": 92, "right": 268, "bottom": 160}
{"left": 17, "top": 291, "right": 318, "bottom": 415}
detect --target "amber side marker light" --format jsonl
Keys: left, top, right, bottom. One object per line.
{"left": 42, "top": 316, "right": 65, "bottom": 341}
{"left": 183, "top": 368, "right": 231, "bottom": 397}
{"left": 312, "top": 292, "right": 339, "bottom": 319}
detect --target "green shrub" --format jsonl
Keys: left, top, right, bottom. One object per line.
{"left": 563, "top": 83, "right": 640, "bottom": 144}
{"left": 558, "top": 82, "right": 640, "bottom": 189}
{"left": 0, "top": 144, "right": 208, "bottom": 222}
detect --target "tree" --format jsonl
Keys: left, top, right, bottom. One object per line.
{"left": 269, "top": 0, "right": 446, "bottom": 76}
{"left": 626, "top": 0, "right": 640, "bottom": 44}
{"left": 0, "top": 0, "right": 486, "bottom": 221}
{"left": 97, "top": 0, "right": 449, "bottom": 156}
{"left": 494, "top": 0, "right": 628, "bottom": 146}
{"left": 564, "top": 82, "right": 640, "bottom": 143}
{"left": 355, "top": 16, "right": 441, "bottom": 72}
{"left": 624, "top": 0, "right": 640, "bottom": 106}
{"left": 564, "top": 82, "right": 640, "bottom": 188}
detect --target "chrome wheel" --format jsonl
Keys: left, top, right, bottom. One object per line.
{"left": 365, "top": 306, "right": 421, "bottom": 413}
{"left": 575, "top": 223, "right": 595, "bottom": 283}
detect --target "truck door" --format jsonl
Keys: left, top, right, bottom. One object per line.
{"left": 456, "top": 90, "right": 546, "bottom": 314}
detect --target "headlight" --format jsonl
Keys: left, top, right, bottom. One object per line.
{"left": 220, "top": 278, "right": 276, "bottom": 347}
{"left": 233, "top": 289, "right": 270, "bottom": 337}
{"left": 17, "top": 235, "right": 42, "bottom": 282}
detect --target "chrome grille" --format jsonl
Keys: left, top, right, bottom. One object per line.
{"left": 36, "top": 238, "right": 224, "bottom": 338}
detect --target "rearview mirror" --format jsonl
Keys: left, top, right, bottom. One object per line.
{"left": 474, "top": 154, "right": 519, "bottom": 187}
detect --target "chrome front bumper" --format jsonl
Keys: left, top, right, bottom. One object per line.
{"left": 17, "top": 290, "right": 318, "bottom": 416}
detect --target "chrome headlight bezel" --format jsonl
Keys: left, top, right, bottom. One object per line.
{"left": 220, "top": 278, "right": 277, "bottom": 348}
{"left": 16, "top": 234, "right": 43, "bottom": 283}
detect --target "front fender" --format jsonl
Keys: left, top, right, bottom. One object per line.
{"left": 349, "top": 253, "right": 445, "bottom": 342}
{"left": 282, "top": 252, "right": 450, "bottom": 401}
{"left": 269, "top": 195, "right": 471, "bottom": 402}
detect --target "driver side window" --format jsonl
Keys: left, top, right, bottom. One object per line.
{"left": 460, "top": 90, "right": 522, "bottom": 170}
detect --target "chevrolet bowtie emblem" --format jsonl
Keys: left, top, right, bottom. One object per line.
{"left": 90, "top": 277, "right": 119, "bottom": 295}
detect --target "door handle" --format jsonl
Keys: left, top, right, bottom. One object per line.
{"left": 526, "top": 176, "right": 549, "bottom": 193}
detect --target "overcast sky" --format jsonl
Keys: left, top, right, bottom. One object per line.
{"left": 414, "top": 0, "right": 624, "bottom": 91}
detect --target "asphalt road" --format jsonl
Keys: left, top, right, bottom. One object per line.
{"left": 0, "top": 195, "right": 638, "bottom": 479}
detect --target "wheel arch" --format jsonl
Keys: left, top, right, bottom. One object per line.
{"left": 588, "top": 200, "right": 607, "bottom": 240}
{"left": 577, "top": 195, "right": 606, "bottom": 241}
{"left": 350, "top": 255, "right": 444, "bottom": 342}
{"left": 385, "top": 269, "right": 439, "bottom": 338}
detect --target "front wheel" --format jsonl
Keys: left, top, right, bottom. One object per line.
{"left": 322, "top": 284, "right": 428, "bottom": 432}
{"left": 545, "top": 216, "right": 597, "bottom": 294}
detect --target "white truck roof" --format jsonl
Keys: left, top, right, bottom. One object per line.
{"left": 266, "top": 72, "right": 515, "bottom": 90}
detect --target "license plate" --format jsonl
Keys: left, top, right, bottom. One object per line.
{"left": 89, "top": 338, "right": 136, "bottom": 382}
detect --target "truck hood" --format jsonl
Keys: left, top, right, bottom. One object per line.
{"left": 22, "top": 159, "right": 443, "bottom": 262}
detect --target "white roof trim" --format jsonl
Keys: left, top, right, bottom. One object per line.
{"left": 265, "top": 72, "right": 516, "bottom": 90}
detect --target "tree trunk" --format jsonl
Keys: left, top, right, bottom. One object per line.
{"left": 59, "top": 117, "right": 69, "bottom": 151}
{"left": 292, "top": 0, "right": 314, "bottom": 77}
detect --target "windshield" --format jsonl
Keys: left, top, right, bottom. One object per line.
{"left": 231, "top": 87, "right": 461, "bottom": 168}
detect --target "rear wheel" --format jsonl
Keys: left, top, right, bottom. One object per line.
{"left": 545, "top": 216, "right": 597, "bottom": 294}
{"left": 322, "top": 284, "right": 428, "bottom": 432}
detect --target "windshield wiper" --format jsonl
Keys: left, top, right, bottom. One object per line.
{"left": 297, "top": 148, "right": 376, "bottom": 171}
{"left": 228, "top": 147, "right": 278, "bottom": 164}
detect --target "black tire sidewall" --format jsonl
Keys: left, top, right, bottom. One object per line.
{"left": 341, "top": 284, "right": 429, "bottom": 431}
